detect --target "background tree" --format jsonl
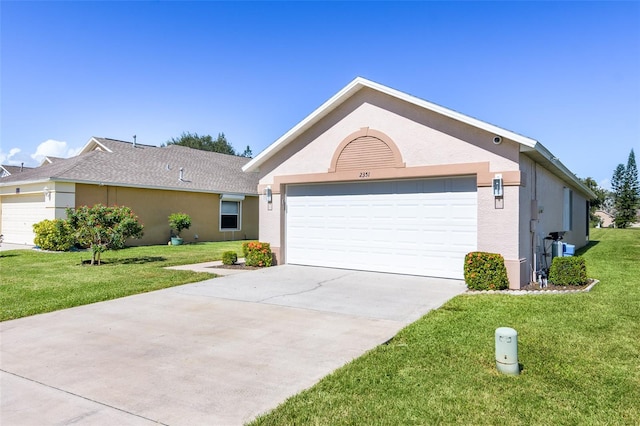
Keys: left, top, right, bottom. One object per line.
{"left": 611, "top": 149, "right": 640, "bottom": 228}
{"left": 240, "top": 145, "right": 253, "bottom": 158}
{"left": 580, "top": 177, "right": 610, "bottom": 227}
{"left": 166, "top": 132, "right": 236, "bottom": 155}
{"left": 67, "top": 205, "right": 144, "bottom": 265}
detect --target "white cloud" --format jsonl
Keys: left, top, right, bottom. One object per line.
{"left": 599, "top": 178, "right": 611, "bottom": 191}
{"left": 30, "top": 139, "right": 82, "bottom": 164}
{"left": 31, "top": 139, "right": 69, "bottom": 162}
{"left": 0, "top": 147, "right": 23, "bottom": 166}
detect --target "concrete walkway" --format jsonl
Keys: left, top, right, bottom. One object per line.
{"left": 0, "top": 242, "right": 35, "bottom": 252}
{"left": 1, "top": 265, "right": 466, "bottom": 425}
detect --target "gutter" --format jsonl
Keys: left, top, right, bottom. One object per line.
{"left": 0, "top": 177, "right": 259, "bottom": 196}
{"left": 521, "top": 142, "right": 597, "bottom": 199}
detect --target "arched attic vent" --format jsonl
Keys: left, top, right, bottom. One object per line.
{"left": 329, "top": 127, "right": 405, "bottom": 173}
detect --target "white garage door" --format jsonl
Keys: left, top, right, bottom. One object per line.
{"left": 1, "top": 194, "right": 47, "bottom": 245}
{"left": 286, "top": 177, "right": 477, "bottom": 279}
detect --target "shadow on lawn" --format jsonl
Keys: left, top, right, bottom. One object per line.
{"left": 112, "top": 256, "right": 167, "bottom": 265}
{"left": 576, "top": 240, "right": 599, "bottom": 255}
{"left": 81, "top": 256, "right": 167, "bottom": 266}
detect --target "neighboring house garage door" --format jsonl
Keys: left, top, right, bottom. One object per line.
{"left": 286, "top": 177, "right": 477, "bottom": 279}
{"left": 1, "top": 194, "right": 47, "bottom": 245}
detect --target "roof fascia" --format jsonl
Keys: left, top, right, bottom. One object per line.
{"left": 242, "top": 78, "right": 592, "bottom": 199}
{"left": 0, "top": 178, "right": 52, "bottom": 188}
{"left": 50, "top": 178, "right": 259, "bottom": 195}
{"left": 521, "top": 142, "right": 596, "bottom": 199}
{"left": 243, "top": 77, "right": 365, "bottom": 172}
{"left": 243, "top": 77, "right": 539, "bottom": 172}
{"left": 1, "top": 176, "right": 259, "bottom": 195}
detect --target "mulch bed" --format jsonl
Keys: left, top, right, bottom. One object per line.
{"left": 465, "top": 279, "right": 597, "bottom": 295}
{"left": 211, "top": 262, "right": 262, "bottom": 270}
{"left": 520, "top": 280, "right": 594, "bottom": 292}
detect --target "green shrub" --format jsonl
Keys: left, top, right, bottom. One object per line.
{"left": 33, "top": 219, "right": 74, "bottom": 251}
{"left": 242, "top": 241, "right": 250, "bottom": 258}
{"left": 67, "top": 204, "right": 144, "bottom": 265}
{"left": 222, "top": 251, "right": 238, "bottom": 265}
{"left": 463, "top": 251, "right": 509, "bottom": 290}
{"left": 549, "top": 256, "right": 587, "bottom": 286}
{"left": 168, "top": 213, "right": 191, "bottom": 237}
{"left": 244, "top": 241, "right": 273, "bottom": 267}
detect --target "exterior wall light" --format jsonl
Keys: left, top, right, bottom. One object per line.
{"left": 265, "top": 186, "right": 272, "bottom": 204}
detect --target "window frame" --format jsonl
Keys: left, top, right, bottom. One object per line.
{"left": 563, "top": 187, "right": 573, "bottom": 231}
{"left": 219, "top": 199, "right": 242, "bottom": 231}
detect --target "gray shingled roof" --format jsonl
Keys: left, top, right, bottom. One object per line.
{"left": 1, "top": 165, "right": 34, "bottom": 176}
{"left": 0, "top": 138, "right": 259, "bottom": 195}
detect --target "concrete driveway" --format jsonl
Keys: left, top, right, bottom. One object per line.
{"left": 1, "top": 265, "right": 466, "bottom": 425}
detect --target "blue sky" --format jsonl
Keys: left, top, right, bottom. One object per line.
{"left": 1, "top": 1, "right": 639, "bottom": 188}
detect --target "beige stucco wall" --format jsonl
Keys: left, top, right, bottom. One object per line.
{"left": 49, "top": 182, "right": 76, "bottom": 219}
{"left": 255, "top": 88, "right": 528, "bottom": 285}
{"left": 518, "top": 154, "right": 590, "bottom": 284}
{"left": 595, "top": 210, "right": 614, "bottom": 227}
{"left": 75, "top": 184, "right": 258, "bottom": 246}
{"left": 253, "top": 88, "right": 592, "bottom": 288}
{"left": 477, "top": 184, "right": 522, "bottom": 288}
{"left": 257, "top": 88, "right": 520, "bottom": 184}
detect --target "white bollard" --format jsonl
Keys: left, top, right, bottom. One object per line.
{"left": 495, "top": 327, "right": 519, "bottom": 375}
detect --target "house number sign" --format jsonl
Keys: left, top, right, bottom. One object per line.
{"left": 358, "top": 171, "right": 370, "bottom": 178}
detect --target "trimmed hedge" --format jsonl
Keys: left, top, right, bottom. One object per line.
{"left": 549, "top": 256, "right": 588, "bottom": 286}
{"left": 463, "top": 251, "right": 509, "bottom": 290}
{"left": 33, "top": 219, "right": 74, "bottom": 251}
{"left": 243, "top": 241, "right": 273, "bottom": 267}
{"left": 222, "top": 251, "right": 238, "bottom": 265}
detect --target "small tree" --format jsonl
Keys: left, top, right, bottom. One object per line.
{"left": 611, "top": 149, "right": 640, "bottom": 228}
{"left": 166, "top": 132, "right": 236, "bottom": 155}
{"left": 240, "top": 145, "right": 253, "bottom": 158}
{"left": 168, "top": 213, "right": 191, "bottom": 238}
{"left": 67, "top": 204, "right": 144, "bottom": 265}
{"left": 580, "top": 177, "right": 610, "bottom": 227}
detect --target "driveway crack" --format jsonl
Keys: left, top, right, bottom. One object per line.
{"left": 257, "top": 271, "right": 355, "bottom": 303}
{"left": 0, "top": 369, "right": 168, "bottom": 425}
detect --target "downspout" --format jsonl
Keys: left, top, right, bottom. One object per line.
{"left": 531, "top": 162, "right": 538, "bottom": 284}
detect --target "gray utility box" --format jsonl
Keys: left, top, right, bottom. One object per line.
{"left": 495, "top": 327, "right": 520, "bottom": 375}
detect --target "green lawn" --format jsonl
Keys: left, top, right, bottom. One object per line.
{"left": 0, "top": 241, "right": 246, "bottom": 321}
{"left": 251, "top": 228, "right": 640, "bottom": 425}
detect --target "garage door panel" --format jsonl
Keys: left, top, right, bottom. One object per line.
{"left": 1, "top": 194, "right": 48, "bottom": 244}
{"left": 286, "top": 177, "right": 477, "bottom": 279}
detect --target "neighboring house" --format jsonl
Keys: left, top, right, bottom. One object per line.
{"left": 594, "top": 210, "right": 614, "bottom": 228}
{"left": 243, "top": 77, "right": 595, "bottom": 289}
{"left": 0, "top": 137, "right": 259, "bottom": 246}
{"left": 40, "top": 156, "right": 65, "bottom": 165}
{"left": 1, "top": 164, "right": 33, "bottom": 178}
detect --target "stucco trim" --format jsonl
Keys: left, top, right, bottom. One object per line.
{"left": 328, "top": 127, "right": 405, "bottom": 172}
{"left": 260, "top": 162, "right": 521, "bottom": 193}
{"left": 477, "top": 170, "right": 522, "bottom": 187}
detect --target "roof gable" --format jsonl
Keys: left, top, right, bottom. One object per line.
{"left": 242, "top": 77, "right": 594, "bottom": 198}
